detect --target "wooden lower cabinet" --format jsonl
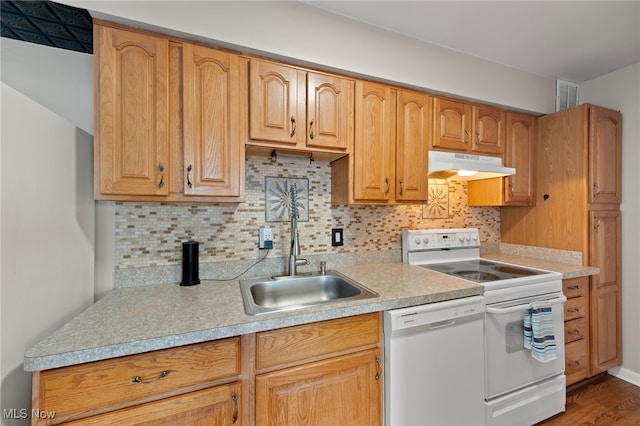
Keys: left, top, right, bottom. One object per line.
{"left": 64, "top": 383, "right": 240, "bottom": 426}
{"left": 563, "top": 277, "right": 590, "bottom": 385}
{"left": 32, "top": 314, "right": 383, "bottom": 426}
{"left": 32, "top": 338, "right": 241, "bottom": 425}
{"left": 589, "top": 209, "right": 622, "bottom": 374}
{"left": 253, "top": 313, "right": 383, "bottom": 426}
{"left": 255, "top": 350, "right": 381, "bottom": 426}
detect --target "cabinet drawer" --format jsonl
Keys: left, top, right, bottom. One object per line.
{"left": 37, "top": 338, "right": 240, "bottom": 422}
{"left": 256, "top": 313, "right": 380, "bottom": 371}
{"left": 64, "top": 383, "right": 241, "bottom": 426}
{"left": 564, "top": 317, "right": 587, "bottom": 343}
{"left": 565, "top": 339, "right": 589, "bottom": 385}
{"left": 564, "top": 296, "right": 587, "bottom": 321}
{"left": 563, "top": 277, "right": 588, "bottom": 298}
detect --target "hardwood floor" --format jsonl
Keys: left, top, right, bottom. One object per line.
{"left": 537, "top": 374, "right": 640, "bottom": 425}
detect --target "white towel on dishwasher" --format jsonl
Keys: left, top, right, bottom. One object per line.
{"left": 528, "top": 300, "right": 557, "bottom": 363}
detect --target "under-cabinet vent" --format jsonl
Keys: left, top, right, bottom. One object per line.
{"left": 556, "top": 80, "right": 579, "bottom": 111}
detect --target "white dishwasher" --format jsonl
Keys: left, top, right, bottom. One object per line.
{"left": 384, "top": 296, "right": 485, "bottom": 426}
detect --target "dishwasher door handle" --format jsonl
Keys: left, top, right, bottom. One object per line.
{"left": 486, "top": 295, "right": 567, "bottom": 314}
{"left": 429, "top": 319, "right": 456, "bottom": 329}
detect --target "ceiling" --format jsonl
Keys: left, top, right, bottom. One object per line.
{"left": 2, "top": 1, "right": 638, "bottom": 84}
{"left": 1, "top": 0, "right": 92, "bottom": 54}
{"left": 304, "top": 1, "right": 640, "bottom": 83}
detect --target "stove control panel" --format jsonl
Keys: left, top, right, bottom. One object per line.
{"left": 402, "top": 228, "right": 480, "bottom": 252}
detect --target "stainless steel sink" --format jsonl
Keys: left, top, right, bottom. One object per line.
{"left": 239, "top": 271, "right": 378, "bottom": 315}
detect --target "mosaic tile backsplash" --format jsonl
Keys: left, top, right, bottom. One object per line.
{"left": 115, "top": 156, "right": 500, "bottom": 282}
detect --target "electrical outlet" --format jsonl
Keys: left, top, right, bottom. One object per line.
{"left": 259, "top": 227, "right": 273, "bottom": 249}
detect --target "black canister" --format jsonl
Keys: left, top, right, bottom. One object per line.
{"left": 181, "top": 241, "right": 200, "bottom": 286}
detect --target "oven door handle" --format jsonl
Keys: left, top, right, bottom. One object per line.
{"left": 485, "top": 295, "right": 567, "bottom": 314}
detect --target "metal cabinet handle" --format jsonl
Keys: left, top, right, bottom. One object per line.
{"left": 485, "top": 295, "right": 567, "bottom": 314}
{"left": 384, "top": 178, "right": 390, "bottom": 196}
{"left": 475, "top": 130, "right": 480, "bottom": 145}
{"left": 375, "top": 356, "right": 382, "bottom": 381}
{"left": 290, "top": 116, "right": 296, "bottom": 137}
{"left": 399, "top": 179, "right": 404, "bottom": 196}
{"left": 593, "top": 183, "right": 600, "bottom": 198}
{"left": 231, "top": 392, "right": 238, "bottom": 424}
{"left": 158, "top": 163, "right": 165, "bottom": 189}
{"left": 567, "top": 285, "right": 580, "bottom": 291}
{"left": 131, "top": 370, "right": 170, "bottom": 384}
{"left": 309, "top": 119, "right": 315, "bottom": 139}
{"left": 568, "top": 360, "right": 581, "bottom": 368}
{"left": 568, "top": 330, "right": 581, "bottom": 337}
{"left": 464, "top": 129, "right": 471, "bottom": 144}
{"left": 594, "top": 216, "right": 601, "bottom": 230}
{"left": 186, "top": 164, "right": 193, "bottom": 189}
{"left": 568, "top": 307, "right": 581, "bottom": 314}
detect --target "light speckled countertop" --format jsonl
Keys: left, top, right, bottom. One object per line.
{"left": 482, "top": 253, "right": 599, "bottom": 279}
{"left": 24, "top": 258, "right": 598, "bottom": 372}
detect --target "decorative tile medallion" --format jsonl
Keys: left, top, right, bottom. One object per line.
{"left": 265, "top": 177, "right": 309, "bottom": 222}
{"left": 424, "top": 180, "right": 449, "bottom": 219}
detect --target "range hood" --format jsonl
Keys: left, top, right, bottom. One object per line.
{"left": 428, "top": 151, "right": 515, "bottom": 180}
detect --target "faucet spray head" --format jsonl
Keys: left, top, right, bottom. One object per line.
{"left": 290, "top": 183, "right": 299, "bottom": 219}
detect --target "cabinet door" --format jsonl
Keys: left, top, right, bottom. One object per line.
{"left": 306, "top": 72, "right": 354, "bottom": 151}
{"left": 95, "top": 24, "right": 169, "bottom": 196}
{"left": 589, "top": 209, "right": 622, "bottom": 374}
{"left": 589, "top": 106, "right": 622, "bottom": 204}
{"left": 64, "top": 384, "right": 241, "bottom": 426}
{"left": 353, "top": 81, "right": 396, "bottom": 201}
{"left": 256, "top": 350, "right": 381, "bottom": 426}
{"left": 183, "top": 44, "right": 242, "bottom": 197}
{"left": 249, "top": 60, "right": 306, "bottom": 145}
{"left": 432, "top": 98, "right": 472, "bottom": 152}
{"left": 396, "top": 89, "right": 429, "bottom": 201}
{"left": 472, "top": 105, "right": 505, "bottom": 155}
{"left": 504, "top": 112, "right": 536, "bottom": 205}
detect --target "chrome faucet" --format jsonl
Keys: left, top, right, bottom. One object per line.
{"left": 288, "top": 183, "right": 308, "bottom": 276}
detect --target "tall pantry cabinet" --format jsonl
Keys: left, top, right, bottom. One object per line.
{"left": 501, "top": 103, "right": 622, "bottom": 383}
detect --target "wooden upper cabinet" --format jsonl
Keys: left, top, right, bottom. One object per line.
{"left": 467, "top": 111, "right": 535, "bottom": 207}
{"left": 331, "top": 83, "right": 431, "bottom": 205}
{"left": 249, "top": 59, "right": 354, "bottom": 153}
{"left": 589, "top": 106, "right": 622, "bottom": 204}
{"left": 352, "top": 81, "right": 396, "bottom": 201}
{"left": 474, "top": 105, "right": 506, "bottom": 155}
{"left": 503, "top": 112, "right": 536, "bottom": 205}
{"left": 432, "top": 98, "right": 472, "bottom": 152}
{"left": 432, "top": 98, "right": 505, "bottom": 156}
{"left": 249, "top": 59, "right": 306, "bottom": 145}
{"left": 182, "top": 44, "right": 242, "bottom": 197}
{"left": 306, "top": 72, "right": 354, "bottom": 150}
{"left": 396, "top": 89, "right": 430, "bottom": 202}
{"left": 94, "top": 24, "right": 169, "bottom": 197}
{"left": 94, "top": 22, "right": 244, "bottom": 202}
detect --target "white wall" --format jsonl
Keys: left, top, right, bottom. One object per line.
{"left": 0, "top": 85, "right": 95, "bottom": 424}
{"left": 580, "top": 62, "right": 640, "bottom": 384}
{"left": 0, "top": 38, "right": 93, "bottom": 135}
{"left": 60, "top": 0, "right": 556, "bottom": 114}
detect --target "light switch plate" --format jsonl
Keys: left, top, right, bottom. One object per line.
{"left": 331, "top": 228, "right": 344, "bottom": 247}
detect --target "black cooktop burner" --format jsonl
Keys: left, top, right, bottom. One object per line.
{"left": 420, "top": 259, "right": 545, "bottom": 283}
